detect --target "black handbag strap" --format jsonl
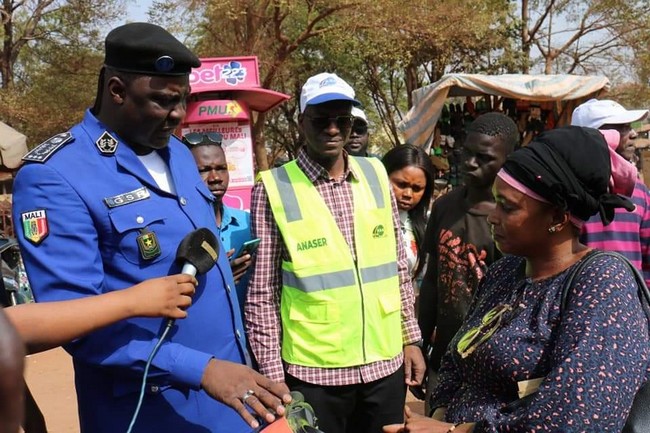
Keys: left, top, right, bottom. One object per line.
{"left": 561, "top": 250, "right": 650, "bottom": 323}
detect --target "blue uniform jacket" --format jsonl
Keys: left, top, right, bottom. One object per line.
{"left": 12, "top": 111, "right": 252, "bottom": 433}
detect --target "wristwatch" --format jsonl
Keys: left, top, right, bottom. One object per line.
{"left": 408, "top": 339, "right": 424, "bottom": 348}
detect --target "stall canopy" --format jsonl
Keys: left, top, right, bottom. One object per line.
{"left": 0, "top": 122, "right": 28, "bottom": 169}
{"left": 398, "top": 73, "right": 610, "bottom": 148}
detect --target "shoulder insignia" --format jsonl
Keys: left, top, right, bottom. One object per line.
{"left": 95, "top": 131, "right": 118, "bottom": 154}
{"left": 23, "top": 132, "right": 73, "bottom": 163}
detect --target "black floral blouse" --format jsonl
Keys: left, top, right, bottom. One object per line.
{"left": 431, "top": 251, "right": 649, "bottom": 432}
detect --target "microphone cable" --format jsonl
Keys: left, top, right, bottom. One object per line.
{"left": 124, "top": 227, "right": 218, "bottom": 432}
{"left": 125, "top": 320, "right": 174, "bottom": 433}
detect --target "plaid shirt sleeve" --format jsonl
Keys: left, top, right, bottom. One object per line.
{"left": 245, "top": 181, "right": 285, "bottom": 382}
{"left": 390, "top": 190, "right": 422, "bottom": 345}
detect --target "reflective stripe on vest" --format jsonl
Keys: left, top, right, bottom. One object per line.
{"left": 282, "top": 261, "right": 398, "bottom": 293}
{"left": 260, "top": 156, "right": 403, "bottom": 368}
{"left": 270, "top": 157, "right": 387, "bottom": 222}
{"left": 354, "top": 157, "right": 385, "bottom": 208}
{"left": 272, "top": 165, "right": 302, "bottom": 222}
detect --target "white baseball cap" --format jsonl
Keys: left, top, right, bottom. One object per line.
{"left": 571, "top": 99, "right": 648, "bottom": 129}
{"left": 351, "top": 107, "right": 368, "bottom": 124}
{"left": 299, "top": 72, "right": 360, "bottom": 113}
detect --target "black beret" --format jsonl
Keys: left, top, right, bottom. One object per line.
{"left": 104, "top": 22, "right": 200, "bottom": 76}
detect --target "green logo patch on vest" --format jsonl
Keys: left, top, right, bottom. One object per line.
{"left": 372, "top": 224, "right": 386, "bottom": 238}
{"left": 296, "top": 237, "right": 327, "bottom": 251}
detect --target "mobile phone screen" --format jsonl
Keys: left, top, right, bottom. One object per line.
{"left": 232, "top": 238, "right": 261, "bottom": 260}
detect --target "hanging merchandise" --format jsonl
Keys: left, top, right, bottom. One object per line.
{"left": 440, "top": 104, "right": 451, "bottom": 135}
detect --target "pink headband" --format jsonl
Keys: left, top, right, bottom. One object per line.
{"left": 496, "top": 169, "right": 584, "bottom": 228}
{"left": 497, "top": 170, "right": 549, "bottom": 204}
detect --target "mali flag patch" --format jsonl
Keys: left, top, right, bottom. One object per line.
{"left": 21, "top": 209, "right": 49, "bottom": 245}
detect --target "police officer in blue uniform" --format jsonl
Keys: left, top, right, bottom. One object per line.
{"left": 12, "top": 22, "right": 289, "bottom": 433}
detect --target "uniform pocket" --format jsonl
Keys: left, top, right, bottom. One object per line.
{"left": 108, "top": 201, "right": 173, "bottom": 265}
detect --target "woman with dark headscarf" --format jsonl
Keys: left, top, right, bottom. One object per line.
{"left": 384, "top": 127, "right": 648, "bottom": 433}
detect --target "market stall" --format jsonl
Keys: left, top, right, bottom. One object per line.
{"left": 398, "top": 73, "right": 610, "bottom": 149}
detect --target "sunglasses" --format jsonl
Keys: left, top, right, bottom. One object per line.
{"left": 352, "top": 120, "right": 368, "bottom": 135}
{"left": 456, "top": 303, "right": 513, "bottom": 359}
{"left": 182, "top": 132, "right": 223, "bottom": 146}
{"left": 304, "top": 114, "right": 354, "bottom": 131}
{"left": 600, "top": 123, "right": 632, "bottom": 136}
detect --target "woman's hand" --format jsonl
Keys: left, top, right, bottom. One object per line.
{"left": 127, "top": 274, "right": 196, "bottom": 319}
{"left": 200, "top": 359, "right": 292, "bottom": 429}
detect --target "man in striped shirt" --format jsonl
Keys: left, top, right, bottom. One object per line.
{"left": 571, "top": 99, "right": 650, "bottom": 284}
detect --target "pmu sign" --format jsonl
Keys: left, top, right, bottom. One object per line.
{"left": 187, "top": 100, "right": 250, "bottom": 122}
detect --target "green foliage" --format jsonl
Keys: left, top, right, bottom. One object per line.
{"left": 0, "top": 0, "right": 124, "bottom": 145}
{"left": 152, "top": 0, "right": 517, "bottom": 164}
{"left": 1, "top": 0, "right": 649, "bottom": 159}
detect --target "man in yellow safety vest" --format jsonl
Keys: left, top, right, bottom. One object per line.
{"left": 245, "top": 72, "right": 425, "bottom": 433}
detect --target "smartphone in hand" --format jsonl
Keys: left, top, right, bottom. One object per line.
{"left": 230, "top": 238, "right": 261, "bottom": 262}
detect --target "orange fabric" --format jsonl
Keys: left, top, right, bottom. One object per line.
{"left": 261, "top": 417, "right": 293, "bottom": 433}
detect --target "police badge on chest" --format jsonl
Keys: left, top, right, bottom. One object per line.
{"left": 137, "top": 227, "right": 161, "bottom": 260}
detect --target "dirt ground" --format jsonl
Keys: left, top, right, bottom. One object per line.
{"left": 22, "top": 348, "right": 424, "bottom": 432}
{"left": 23, "top": 348, "right": 78, "bottom": 433}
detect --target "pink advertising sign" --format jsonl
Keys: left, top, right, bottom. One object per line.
{"left": 189, "top": 56, "right": 291, "bottom": 113}
{"left": 189, "top": 57, "right": 261, "bottom": 93}
{"left": 180, "top": 56, "right": 290, "bottom": 210}
{"left": 222, "top": 187, "right": 252, "bottom": 211}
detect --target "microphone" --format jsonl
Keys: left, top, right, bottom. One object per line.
{"left": 175, "top": 227, "right": 219, "bottom": 277}
{"left": 127, "top": 228, "right": 221, "bottom": 433}
{"left": 167, "top": 228, "right": 219, "bottom": 327}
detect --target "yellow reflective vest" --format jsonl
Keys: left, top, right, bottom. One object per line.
{"left": 259, "top": 156, "right": 403, "bottom": 368}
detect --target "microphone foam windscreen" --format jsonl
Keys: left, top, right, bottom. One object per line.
{"left": 175, "top": 228, "right": 219, "bottom": 275}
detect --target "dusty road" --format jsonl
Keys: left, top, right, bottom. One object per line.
{"left": 23, "top": 348, "right": 78, "bottom": 433}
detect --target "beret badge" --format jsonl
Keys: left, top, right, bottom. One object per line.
{"left": 155, "top": 56, "right": 175, "bottom": 73}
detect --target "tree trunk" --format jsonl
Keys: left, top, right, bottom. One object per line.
{"left": 521, "top": 0, "right": 530, "bottom": 74}
{"left": 253, "top": 111, "right": 269, "bottom": 172}
{"left": 2, "top": 1, "right": 14, "bottom": 89}
{"left": 405, "top": 61, "right": 418, "bottom": 109}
